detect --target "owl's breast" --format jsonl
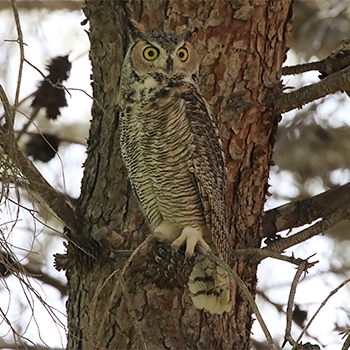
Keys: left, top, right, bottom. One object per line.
{"left": 120, "top": 88, "right": 205, "bottom": 228}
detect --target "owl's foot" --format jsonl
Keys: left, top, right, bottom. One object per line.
{"left": 171, "top": 225, "right": 211, "bottom": 258}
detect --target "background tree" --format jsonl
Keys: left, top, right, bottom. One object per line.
{"left": 1, "top": 0, "right": 350, "bottom": 349}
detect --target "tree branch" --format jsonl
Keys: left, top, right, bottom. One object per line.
{"left": 341, "top": 330, "right": 350, "bottom": 350}
{"left": 294, "top": 276, "right": 350, "bottom": 349}
{"left": 282, "top": 49, "right": 350, "bottom": 76}
{"left": 273, "top": 65, "right": 350, "bottom": 114}
{"left": 232, "top": 248, "right": 318, "bottom": 267}
{"left": 0, "top": 0, "right": 83, "bottom": 11}
{"left": 0, "top": 86, "right": 78, "bottom": 231}
{"left": 23, "top": 262, "right": 67, "bottom": 296}
{"left": 0, "top": 251, "right": 67, "bottom": 296}
{"left": 284, "top": 261, "right": 308, "bottom": 348}
{"left": 11, "top": 0, "right": 25, "bottom": 111}
{"left": 0, "top": 339, "right": 63, "bottom": 350}
{"left": 263, "top": 182, "right": 350, "bottom": 237}
{"left": 266, "top": 203, "right": 350, "bottom": 253}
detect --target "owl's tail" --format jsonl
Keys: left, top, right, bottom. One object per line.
{"left": 188, "top": 256, "right": 232, "bottom": 314}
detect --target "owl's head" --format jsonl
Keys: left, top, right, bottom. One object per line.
{"left": 122, "top": 20, "right": 199, "bottom": 85}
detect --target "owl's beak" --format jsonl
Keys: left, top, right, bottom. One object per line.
{"left": 165, "top": 56, "right": 173, "bottom": 74}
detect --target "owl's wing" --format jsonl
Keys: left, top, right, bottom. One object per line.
{"left": 183, "top": 85, "right": 229, "bottom": 261}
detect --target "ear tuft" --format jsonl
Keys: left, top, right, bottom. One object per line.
{"left": 129, "top": 19, "right": 145, "bottom": 32}
{"left": 127, "top": 18, "right": 147, "bottom": 41}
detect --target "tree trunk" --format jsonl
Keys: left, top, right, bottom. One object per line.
{"left": 65, "top": 1, "right": 292, "bottom": 349}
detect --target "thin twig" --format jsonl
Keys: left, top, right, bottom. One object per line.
{"left": 294, "top": 276, "right": 350, "bottom": 348}
{"left": 15, "top": 106, "right": 40, "bottom": 141}
{"left": 197, "top": 246, "right": 278, "bottom": 350}
{"left": 284, "top": 261, "right": 308, "bottom": 348}
{"left": 0, "top": 86, "right": 77, "bottom": 230}
{"left": 24, "top": 58, "right": 112, "bottom": 120}
{"left": 11, "top": 0, "right": 25, "bottom": 112}
{"left": 233, "top": 247, "right": 318, "bottom": 267}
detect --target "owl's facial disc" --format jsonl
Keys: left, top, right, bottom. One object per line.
{"left": 129, "top": 39, "right": 199, "bottom": 84}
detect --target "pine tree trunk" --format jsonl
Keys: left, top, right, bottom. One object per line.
{"left": 65, "top": 1, "right": 292, "bottom": 349}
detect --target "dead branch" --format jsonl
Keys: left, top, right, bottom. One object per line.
{"left": 284, "top": 261, "right": 308, "bottom": 348}
{"left": 23, "top": 262, "right": 67, "bottom": 296}
{"left": 0, "top": 249, "right": 66, "bottom": 295}
{"left": 5, "top": 141, "right": 77, "bottom": 229}
{"left": 232, "top": 247, "right": 318, "bottom": 267}
{"left": 263, "top": 183, "right": 350, "bottom": 238}
{"left": 0, "top": 0, "right": 83, "bottom": 11}
{"left": 0, "top": 86, "right": 77, "bottom": 230}
{"left": 266, "top": 203, "right": 350, "bottom": 253}
{"left": 341, "top": 332, "right": 350, "bottom": 350}
{"left": 283, "top": 60, "right": 333, "bottom": 76}
{"left": 11, "top": 0, "right": 24, "bottom": 112}
{"left": 272, "top": 65, "right": 350, "bottom": 114}
{"left": 0, "top": 340, "right": 63, "bottom": 350}
{"left": 294, "top": 276, "right": 350, "bottom": 348}
{"left": 282, "top": 48, "right": 350, "bottom": 76}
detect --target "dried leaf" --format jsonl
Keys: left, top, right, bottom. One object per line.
{"left": 31, "top": 55, "right": 71, "bottom": 120}
{"left": 25, "top": 133, "right": 60, "bottom": 162}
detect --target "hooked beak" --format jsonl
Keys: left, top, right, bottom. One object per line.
{"left": 165, "top": 56, "right": 173, "bottom": 74}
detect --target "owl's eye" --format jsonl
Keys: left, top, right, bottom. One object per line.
{"left": 177, "top": 47, "right": 189, "bottom": 62}
{"left": 143, "top": 47, "right": 159, "bottom": 61}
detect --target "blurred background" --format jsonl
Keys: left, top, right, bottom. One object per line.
{"left": 0, "top": 0, "right": 350, "bottom": 349}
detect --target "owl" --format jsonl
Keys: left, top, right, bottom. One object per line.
{"left": 118, "top": 20, "right": 232, "bottom": 314}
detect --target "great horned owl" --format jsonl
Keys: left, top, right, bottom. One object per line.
{"left": 118, "top": 20, "right": 232, "bottom": 314}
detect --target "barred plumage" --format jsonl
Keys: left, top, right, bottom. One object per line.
{"left": 118, "top": 21, "right": 232, "bottom": 314}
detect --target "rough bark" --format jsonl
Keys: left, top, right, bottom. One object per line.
{"left": 65, "top": 1, "right": 292, "bottom": 349}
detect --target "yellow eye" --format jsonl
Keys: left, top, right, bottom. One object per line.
{"left": 143, "top": 46, "right": 159, "bottom": 61}
{"left": 177, "top": 47, "right": 189, "bottom": 62}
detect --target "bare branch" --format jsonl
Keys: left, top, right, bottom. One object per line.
{"left": 0, "top": 340, "right": 63, "bottom": 350}
{"left": 0, "top": 252, "right": 67, "bottom": 296}
{"left": 0, "top": 86, "right": 77, "bottom": 230}
{"left": 294, "top": 276, "right": 350, "bottom": 348}
{"left": 0, "top": 0, "right": 83, "bottom": 11}
{"left": 341, "top": 331, "right": 350, "bottom": 350}
{"left": 232, "top": 248, "right": 318, "bottom": 267}
{"left": 282, "top": 49, "right": 350, "bottom": 76}
{"left": 10, "top": 143, "right": 77, "bottom": 228}
{"left": 23, "top": 263, "right": 67, "bottom": 296}
{"left": 263, "top": 183, "right": 350, "bottom": 238}
{"left": 283, "top": 60, "right": 330, "bottom": 76}
{"left": 273, "top": 65, "right": 350, "bottom": 114}
{"left": 284, "top": 261, "right": 308, "bottom": 348}
{"left": 266, "top": 204, "right": 350, "bottom": 253}
{"left": 11, "top": 0, "right": 25, "bottom": 112}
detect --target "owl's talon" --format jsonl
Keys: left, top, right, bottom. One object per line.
{"left": 171, "top": 225, "right": 211, "bottom": 259}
